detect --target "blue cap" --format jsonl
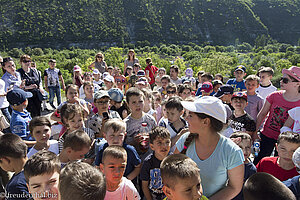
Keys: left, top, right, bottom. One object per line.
{"left": 108, "top": 88, "right": 124, "bottom": 103}
{"left": 214, "top": 85, "right": 234, "bottom": 98}
{"left": 7, "top": 88, "right": 33, "bottom": 106}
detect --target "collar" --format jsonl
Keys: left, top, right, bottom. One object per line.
{"left": 12, "top": 109, "right": 30, "bottom": 117}
{"left": 260, "top": 83, "right": 272, "bottom": 88}
{"left": 168, "top": 117, "right": 188, "bottom": 132}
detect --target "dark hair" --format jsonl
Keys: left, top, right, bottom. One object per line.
{"left": 24, "top": 150, "right": 61, "bottom": 183}
{"left": 215, "top": 73, "right": 224, "bottom": 83}
{"left": 2, "top": 57, "right": 14, "bottom": 73}
{"left": 166, "top": 83, "right": 177, "bottom": 92}
{"left": 181, "top": 113, "right": 223, "bottom": 154}
{"left": 165, "top": 96, "right": 183, "bottom": 112}
{"left": 146, "top": 58, "right": 152, "bottom": 65}
{"left": 177, "top": 84, "right": 192, "bottom": 94}
{"left": 125, "top": 87, "right": 144, "bottom": 103}
{"left": 230, "top": 132, "right": 252, "bottom": 143}
{"left": 127, "top": 49, "right": 135, "bottom": 60}
{"left": 243, "top": 172, "right": 296, "bottom": 200}
{"left": 59, "top": 162, "right": 106, "bottom": 200}
{"left": 29, "top": 116, "right": 51, "bottom": 133}
{"left": 161, "top": 75, "right": 171, "bottom": 82}
{"left": 102, "top": 145, "right": 127, "bottom": 163}
{"left": 197, "top": 71, "right": 205, "bottom": 77}
{"left": 277, "top": 131, "right": 300, "bottom": 144}
{"left": 83, "top": 72, "right": 92, "bottom": 78}
{"left": 149, "top": 127, "right": 171, "bottom": 144}
{"left": 258, "top": 67, "right": 274, "bottom": 76}
{"left": 63, "top": 130, "right": 91, "bottom": 151}
{"left": 201, "top": 72, "right": 213, "bottom": 81}
{"left": 0, "top": 134, "right": 27, "bottom": 158}
{"left": 60, "top": 103, "right": 84, "bottom": 127}
{"left": 65, "top": 84, "right": 79, "bottom": 97}
{"left": 170, "top": 65, "right": 179, "bottom": 73}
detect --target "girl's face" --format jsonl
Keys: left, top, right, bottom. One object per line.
{"left": 67, "top": 88, "right": 79, "bottom": 102}
{"left": 280, "top": 74, "right": 300, "bottom": 91}
{"left": 84, "top": 85, "right": 94, "bottom": 96}
{"left": 4, "top": 61, "right": 16, "bottom": 74}
{"left": 159, "top": 70, "right": 165, "bottom": 77}
{"left": 84, "top": 75, "right": 92, "bottom": 82}
{"left": 186, "top": 112, "right": 205, "bottom": 133}
{"left": 67, "top": 113, "right": 84, "bottom": 131}
{"left": 128, "top": 51, "right": 134, "bottom": 57}
{"left": 179, "top": 89, "right": 191, "bottom": 100}
{"left": 32, "top": 125, "right": 51, "bottom": 144}
{"left": 96, "top": 54, "right": 103, "bottom": 61}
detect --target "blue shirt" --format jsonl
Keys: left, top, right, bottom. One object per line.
{"left": 11, "top": 109, "right": 34, "bottom": 141}
{"left": 1, "top": 71, "right": 22, "bottom": 92}
{"left": 176, "top": 133, "right": 244, "bottom": 197}
{"left": 283, "top": 175, "right": 300, "bottom": 199}
{"left": 226, "top": 79, "right": 246, "bottom": 92}
{"left": 6, "top": 171, "right": 31, "bottom": 200}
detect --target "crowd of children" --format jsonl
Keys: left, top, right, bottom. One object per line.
{"left": 1, "top": 52, "right": 300, "bottom": 199}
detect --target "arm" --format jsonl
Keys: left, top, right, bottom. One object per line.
{"left": 142, "top": 181, "right": 153, "bottom": 200}
{"left": 44, "top": 76, "right": 49, "bottom": 92}
{"left": 50, "top": 110, "right": 61, "bottom": 122}
{"left": 127, "top": 163, "right": 141, "bottom": 180}
{"left": 124, "top": 61, "right": 128, "bottom": 75}
{"left": 105, "top": 61, "right": 108, "bottom": 72}
{"left": 88, "top": 62, "right": 95, "bottom": 71}
{"left": 256, "top": 100, "right": 271, "bottom": 131}
{"left": 171, "top": 128, "right": 189, "bottom": 148}
{"left": 59, "top": 75, "right": 65, "bottom": 91}
{"left": 209, "top": 164, "right": 244, "bottom": 200}
{"left": 281, "top": 116, "right": 294, "bottom": 133}
{"left": 24, "top": 140, "right": 36, "bottom": 147}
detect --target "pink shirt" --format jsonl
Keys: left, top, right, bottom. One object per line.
{"left": 262, "top": 91, "right": 300, "bottom": 139}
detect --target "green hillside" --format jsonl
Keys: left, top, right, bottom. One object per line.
{"left": 0, "top": 0, "right": 300, "bottom": 49}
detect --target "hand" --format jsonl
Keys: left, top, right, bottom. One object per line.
{"left": 73, "top": 97, "right": 80, "bottom": 104}
{"left": 45, "top": 87, "right": 49, "bottom": 92}
{"left": 62, "top": 85, "right": 66, "bottom": 91}
{"left": 31, "top": 84, "right": 38, "bottom": 89}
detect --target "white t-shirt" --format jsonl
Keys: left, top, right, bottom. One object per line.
{"left": 27, "top": 140, "right": 59, "bottom": 158}
{"left": 0, "top": 79, "right": 9, "bottom": 109}
{"left": 170, "top": 77, "right": 182, "bottom": 85}
{"left": 288, "top": 107, "right": 300, "bottom": 134}
{"left": 256, "top": 84, "right": 277, "bottom": 102}
{"left": 104, "top": 177, "right": 140, "bottom": 200}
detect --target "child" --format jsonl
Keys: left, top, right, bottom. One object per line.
{"left": 181, "top": 68, "right": 196, "bottom": 89}
{"left": 113, "top": 66, "right": 126, "bottom": 91}
{"left": 195, "top": 71, "right": 205, "bottom": 89}
{"left": 256, "top": 131, "right": 300, "bottom": 181}
{"left": 79, "top": 72, "right": 100, "bottom": 99}
{"left": 58, "top": 130, "right": 91, "bottom": 167}
{"left": 226, "top": 65, "right": 247, "bottom": 92}
{"left": 211, "top": 79, "right": 223, "bottom": 96}
{"left": 229, "top": 92, "right": 256, "bottom": 139}
{"left": 60, "top": 161, "right": 106, "bottom": 200}
{"left": 140, "top": 127, "right": 171, "bottom": 200}
{"left": 107, "top": 66, "right": 114, "bottom": 75}
{"left": 160, "top": 154, "right": 208, "bottom": 200}
{"left": 152, "top": 91, "right": 162, "bottom": 122}
{"left": 72, "top": 65, "right": 83, "bottom": 88}
{"left": 0, "top": 134, "right": 30, "bottom": 198}
{"left": 256, "top": 67, "right": 277, "bottom": 101}
{"left": 159, "top": 97, "right": 188, "bottom": 152}
{"left": 154, "top": 68, "right": 166, "bottom": 90}
{"left": 27, "top": 116, "right": 59, "bottom": 158}
{"left": 100, "top": 145, "right": 140, "bottom": 200}
{"left": 59, "top": 103, "right": 95, "bottom": 151}
{"left": 103, "top": 75, "right": 115, "bottom": 90}
{"left": 197, "top": 81, "right": 213, "bottom": 97}
{"left": 24, "top": 150, "right": 60, "bottom": 200}
{"left": 158, "top": 75, "right": 171, "bottom": 98}
{"left": 281, "top": 106, "right": 300, "bottom": 134}
{"left": 244, "top": 75, "right": 264, "bottom": 121}
{"left": 95, "top": 119, "right": 141, "bottom": 181}
{"left": 83, "top": 81, "right": 94, "bottom": 106}
{"left": 142, "top": 88, "right": 157, "bottom": 120}
{"left": 125, "top": 66, "right": 133, "bottom": 91}
{"left": 88, "top": 90, "right": 121, "bottom": 138}
{"left": 7, "top": 88, "right": 36, "bottom": 147}
{"left": 177, "top": 84, "right": 192, "bottom": 100}
{"left": 243, "top": 172, "right": 296, "bottom": 200}
{"left": 214, "top": 73, "right": 224, "bottom": 83}
{"left": 170, "top": 65, "right": 181, "bottom": 85}
{"left": 93, "top": 69, "right": 104, "bottom": 87}
{"left": 145, "top": 58, "right": 158, "bottom": 88}
{"left": 230, "top": 132, "right": 257, "bottom": 200}
{"left": 166, "top": 83, "right": 177, "bottom": 98}
{"left": 108, "top": 88, "right": 129, "bottom": 119}
{"left": 44, "top": 59, "right": 65, "bottom": 110}
{"left": 124, "top": 87, "right": 157, "bottom": 155}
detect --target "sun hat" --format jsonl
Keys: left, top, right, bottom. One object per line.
{"left": 108, "top": 88, "right": 124, "bottom": 103}
{"left": 282, "top": 66, "right": 300, "bottom": 82}
{"left": 214, "top": 85, "right": 234, "bottom": 98}
{"left": 7, "top": 88, "right": 33, "bottom": 106}
{"left": 235, "top": 65, "right": 246, "bottom": 73}
{"left": 293, "top": 147, "right": 300, "bottom": 169}
{"left": 103, "top": 75, "right": 114, "bottom": 83}
{"left": 73, "top": 65, "right": 81, "bottom": 72}
{"left": 94, "top": 90, "right": 110, "bottom": 100}
{"left": 201, "top": 82, "right": 213, "bottom": 93}
{"left": 93, "top": 69, "right": 100, "bottom": 75}
{"left": 181, "top": 96, "right": 227, "bottom": 123}
{"left": 185, "top": 68, "right": 193, "bottom": 77}
{"left": 231, "top": 92, "right": 248, "bottom": 101}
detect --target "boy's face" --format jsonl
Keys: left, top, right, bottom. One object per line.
{"left": 107, "top": 68, "right": 113, "bottom": 75}
{"left": 170, "top": 68, "right": 178, "bottom": 79}
{"left": 245, "top": 80, "right": 259, "bottom": 94}
{"left": 67, "top": 146, "right": 90, "bottom": 161}
{"left": 259, "top": 72, "right": 272, "bottom": 84}
{"left": 110, "top": 100, "right": 122, "bottom": 109}
{"left": 94, "top": 97, "right": 110, "bottom": 113}
{"left": 164, "top": 175, "right": 203, "bottom": 200}
{"left": 28, "top": 172, "right": 59, "bottom": 200}
{"left": 66, "top": 88, "right": 79, "bottom": 101}
{"left": 220, "top": 94, "right": 232, "bottom": 103}
{"left": 166, "top": 108, "right": 182, "bottom": 123}
{"left": 127, "top": 95, "right": 144, "bottom": 114}
{"left": 93, "top": 74, "right": 100, "bottom": 81}
{"left": 150, "top": 137, "right": 171, "bottom": 160}
{"left": 84, "top": 85, "right": 94, "bottom": 95}
{"left": 231, "top": 98, "right": 247, "bottom": 111}
{"left": 105, "top": 128, "right": 126, "bottom": 146}
{"left": 67, "top": 113, "right": 84, "bottom": 132}
{"left": 234, "top": 138, "right": 251, "bottom": 160}
{"left": 84, "top": 75, "right": 92, "bottom": 82}
{"left": 48, "top": 62, "right": 56, "bottom": 69}
{"left": 234, "top": 70, "right": 246, "bottom": 81}
{"left": 167, "top": 89, "right": 176, "bottom": 98}
{"left": 32, "top": 125, "right": 51, "bottom": 144}
{"left": 161, "top": 79, "right": 169, "bottom": 89}
{"left": 277, "top": 140, "right": 300, "bottom": 164}
{"left": 133, "top": 66, "right": 140, "bottom": 73}
{"left": 0, "top": 157, "right": 14, "bottom": 172}
{"left": 100, "top": 156, "right": 126, "bottom": 184}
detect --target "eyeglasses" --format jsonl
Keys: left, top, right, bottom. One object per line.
{"left": 167, "top": 90, "right": 176, "bottom": 94}
{"left": 95, "top": 100, "right": 109, "bottom": 105}
{"left": 281, "top": 77, "right": 298, "bottom": 84}
{"left": 23, "top": 60, "right": 31, "bottom": 63}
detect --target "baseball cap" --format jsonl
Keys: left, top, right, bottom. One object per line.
{"left": 214, "top": 85, "right": 234, "bottom": 98}
{"left": 212, "top": 80, "right": 223, "bottom": 86}
{"left": 235, "top": 65, "right": 246, "bottom": 73}
{"left": 94, "top": 90, "right": 110, "bottom": 100}
{"left": 7, "top": 88, "right": 33, "bottom": 106}
{"left": 231, "top": 92, "right": 247, "bottom": 101}
{"left": 137, "top": 70, "right": 145, "bottom": 77}
{"left": 49, "top": 59, "right": 56, "bottom": 63}
{"left": 282, "top": 66, "right": 300, "bottom": 82}
{"left": 73, "top": 65, "right": 81, "bottom": 72}
{"left": 135, "top": 78, "right": 147, "bottom": 85}
{"left": 293, "top": 147, "right": 300, "bottom": 170}
{"left": 102, "top": 72, "right": 109, "bottom": 79}
{"left": 93, "top": 69, "right": 100, "bottom": 75}
{"left": 103, "top": 75, "right": 114, "bottom": 83}
{"left": 201, "top": 82, "right": 213, "bottom": 93}
{"left": 181, "top": 96, "right": 227, "bottom": 123}
{"left": 108, "top": 88, "right": 124, "bottom": 103}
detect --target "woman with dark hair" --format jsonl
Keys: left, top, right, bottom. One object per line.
{"left": 88, "top": 52, "right": 107, "bottom": 73}
{"left": 124, "top": 49, "right": 139, "bottom": 76}
{"left": 17, "top": 55, "right": 43, "bottom": 117}
{"left": 174, "top": 96, "right": 244, "bottom": 199}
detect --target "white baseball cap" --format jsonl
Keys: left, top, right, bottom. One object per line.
{"left": 104, "top": 75, "right": 114, "bottom": 83}
{"left": 93, "top": 69, "right": 100, "bottom": 75}
{"left": 181, "top": 96, "right": 227, "bottom": 123}
{"left": 293, "top": 147, "right": 300, "bottom": 169}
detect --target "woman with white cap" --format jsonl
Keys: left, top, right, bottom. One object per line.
{"left": 174, "top": 96, "right": 244, "bottom": 199}
{"left": 254, "top": 66, "right": 300, "bottom": 165}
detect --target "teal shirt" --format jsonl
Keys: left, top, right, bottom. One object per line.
{"left": 176, "top": 133, "right": 244, "bottom": 197}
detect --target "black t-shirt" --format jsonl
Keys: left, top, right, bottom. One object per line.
{"left": 229, "top": 113, "right": 256, "bottom": 132}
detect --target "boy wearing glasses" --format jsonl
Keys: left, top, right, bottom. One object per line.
{"left": 88, "top": 90, "right": 121, "bottom": 137}
{"left": 44, "top": 59, "right": 65, "bottom": 110}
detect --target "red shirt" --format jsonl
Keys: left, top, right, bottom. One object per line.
{"left": 145, "top": 65, "right": 158, "bottom": 85}
{"left": 256, "top": 156, "right": 298, "bottom": 181}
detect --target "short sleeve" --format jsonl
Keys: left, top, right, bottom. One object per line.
{"left": 140, "top": 157, "right": 151, "bottom": 181}
{"left": 245, "top": 118, "right": 256, "bottom": 132}
{"left": 127, "top": 145, "right": 141, "bottom": 166}
{"left": 266, "top": 91, "right": 278, "bottom": 104}
{"left": 125, "top": 178, "right": 141, "bottom": 200}
{"left": 11, "top": 121, "right": 27, "bottom": 139}
{"left": 225, "top": 139, "right": 245, "bottom": 170}
{"left": 175, "top": 133, "right": 189, "bottom": 152}
{"left": 44, "top": 69, "right": 48, "bottom": 77}
{"left": 288, "top": 107, "right": 298, "bottom": 120}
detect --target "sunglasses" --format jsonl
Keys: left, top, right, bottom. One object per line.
{"left": 97, "top": 56, "right": 103, "bottom": 59}
{"left": 95, "top": 100, "right": 109, "bottom": 105}
{"left": 167, "top": 90, "right": 176, "bottom": 94}
{"left": 23, "top": 60, "right": 31, "bottom": 63}
{"left": 281, "top": 77, "right": 297, "bottom": 84}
